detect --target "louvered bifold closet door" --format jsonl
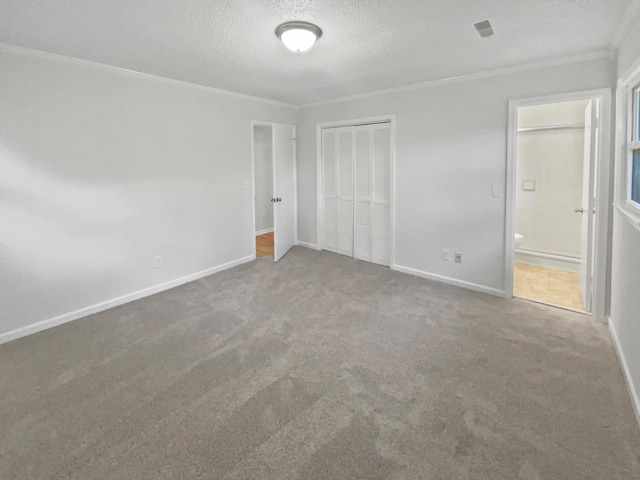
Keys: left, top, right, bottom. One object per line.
{"left": 322, "top": 129, "right": 338, "bottom": 253}
{"left": 336, "top": 128, "right": 354, "bottom": 257}
{"left": 353, "top": 127, "right": 372, "bottom": 261}
{"left": 371, "top": 125, "right": 391, "bottom": 266}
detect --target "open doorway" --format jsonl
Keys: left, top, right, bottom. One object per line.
{"left": 507, "top": 92, "right": 607, "bottom": 314}
{"left": 251, "top": 121, "right": 296, "bottom": 262}
{"left": 253, "top": 124, "right": 275, "bottom": 257}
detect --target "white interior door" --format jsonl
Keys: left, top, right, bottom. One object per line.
{"left": 353, "top": 127, "right": 372, "bottom": 261}
{"left": 322, "top": 129, "right": 338, "bottom": 253}
{"left": 371, "top": 125, "right": 392, "bottom": 266}
{"left": 579, "top": 101, "right": 597, "bottom": 312}
{"left": 273, "top": 123, "right": 295, "bottom": 262}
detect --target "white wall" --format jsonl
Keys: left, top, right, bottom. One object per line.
{"left": 254, "top": 125, "right": 274, "bottom": 233}
{"left": 515, "top": 100, "right": 589, "bottom": 258}
{"left": 0, "top": 49, "right": 295, "bottom": 340}
{"left": 297, "top": 57, "right": 615, "bottom": 293}
{"left": 609, "top": 10, "right": 640, "bottom": 423}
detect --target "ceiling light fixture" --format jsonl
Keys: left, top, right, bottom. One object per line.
{"left": 275, "top": 21, "right": 322, "bottom": 52}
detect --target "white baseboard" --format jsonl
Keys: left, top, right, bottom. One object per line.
{"left": 609, "top": 319, "right": 640, "bottom": 429}
{"left": 255, "top": 228, "right": 274, "bottom": 236}
{"left": 391, "top": 264, "right": 506, "bottom": 298}
{"left": 0, "top": 255, "right": 255, "bottom": 346}
{"left": 295, "top": 240, "right": 320, "bottom": 250}
{"left": 515, "top": 249, "right": 581, "bottom": 273}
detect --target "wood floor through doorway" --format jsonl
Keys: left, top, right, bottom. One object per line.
{"left": 256, "top": 231, "right": 274, "bottom": 257}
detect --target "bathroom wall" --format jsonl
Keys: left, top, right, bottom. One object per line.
{"left": 254, "top": 125, "right": 274, "bottom": 233}
{"left": 515, "top": 100, "right": 590, "bottom": 266}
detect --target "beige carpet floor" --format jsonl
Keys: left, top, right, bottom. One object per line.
{"left": 1, "top": 247, "right": 639, "bottom": 479}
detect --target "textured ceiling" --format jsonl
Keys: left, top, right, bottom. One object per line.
{"left": 0, "top": 0, "right": 632, "bottom": 105}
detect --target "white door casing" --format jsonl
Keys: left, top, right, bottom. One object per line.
{"left": 322, "top": 128, "right": 338, "bottom": 253}
{"left": 579, "top": 101, "right": 598, "bottom": 312}
{"left": 337, "top": 128, "right": 355, "bottom": 257}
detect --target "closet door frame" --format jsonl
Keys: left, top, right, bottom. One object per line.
{"left": 316, "top": 115, "right": 396, "bottom": 267}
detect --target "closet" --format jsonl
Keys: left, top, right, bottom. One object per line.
{"left": 321, "top": 122, "right": 391, "bottom": 266}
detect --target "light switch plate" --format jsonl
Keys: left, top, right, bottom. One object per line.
{"left": 522, "top": 179, "right": 536, "bottom": 191}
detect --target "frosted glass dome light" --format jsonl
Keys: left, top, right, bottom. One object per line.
{"left": 275, "top": 21, "right": 322, "bottom": 53}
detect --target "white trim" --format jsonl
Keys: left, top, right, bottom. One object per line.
{"left": 293, "top": 125, "right": 299, "bottom": 246}
{"left": 315, "top": 115, "right": 396, "bottom": 130}
{"left": 609, "top": 319, "right": 640, "bottom": 430}
{"left": 505, "top": 88, "right": 612, "bottom": 324}
{"left": 255, "top": 228, "right": 274, "bottom": 236}
{"left": 390, "top": 119, "right": 397, "bottom": 269}
{"left": 251, "top": 122, "right": 258, "bottom": 250}
{"left": 613, "top": 70, "right": 640, "bottom": 232}
{"left": 505, "top": 101, "right": 518, "bottom": 299}
{"left": 515, "top": 249, "right": 581, "bottom": 263}
{"left": 517, "top": 124, "right": 585, "bottom": 133}
{"left": 392, "top": 264, "right": 505, "bottom": 298}
{"left": 0, "top": 43, "right": 297, "bottom": 110}
{"left": 515, "top": 296, "right": 588, "bottom": 315}
{"left": 0, "top": 255, "right": 255, "bottom": 346}
{"left": 316, "top": 122, "right": 323, "bottom": 252}
{"left": 515, "top": 250, "right": 581, "bottom": 273}
{"left": 300, "top": 50, "right": 613, "bottom": 109}
{"left": 295, "top": 240, "right": 320, "bottom": 250}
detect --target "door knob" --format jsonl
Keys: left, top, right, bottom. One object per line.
{"left": 575, "top": 208, "right": 585, "bottom": 213}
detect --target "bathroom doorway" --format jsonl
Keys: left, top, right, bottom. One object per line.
{"left": 505, "top": 89, "right": 612, "bottom": 316}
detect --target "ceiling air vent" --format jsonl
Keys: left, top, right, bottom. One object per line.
{"left": 474, "top": 20, "right": 494, "bottom": 38}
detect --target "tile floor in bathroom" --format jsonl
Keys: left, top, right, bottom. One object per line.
{"left": 514, "top": 262, "right": 585, "bottom": 312}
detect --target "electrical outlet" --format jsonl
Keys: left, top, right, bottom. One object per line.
{"left": 454, "top": 252, "right": 462, "bottom": 264}
{"left": 154, "top": 256, "right": 162, "bottom": 268}
{"left": 441, "top": 249, "right": 450, "bottom": 261}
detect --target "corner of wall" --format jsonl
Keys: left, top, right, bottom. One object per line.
{"left": 608, "top": 319, "right": 640, "bottom": 429}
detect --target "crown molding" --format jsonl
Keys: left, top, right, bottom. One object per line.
{"left": 299, "top": 50, "right": 615, "bottom": 109}
{"left": 0, "top": 42, "right": 615, "bottom": 110}
{"left": 0, "top": 43, "right": 298, "bottom": 110}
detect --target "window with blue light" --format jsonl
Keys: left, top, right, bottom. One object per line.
{"left": 633, "top": 150, "right": 640, "bottom": 205}
{"left": 631, "top": 86, "right": 640, "bottom": 207}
